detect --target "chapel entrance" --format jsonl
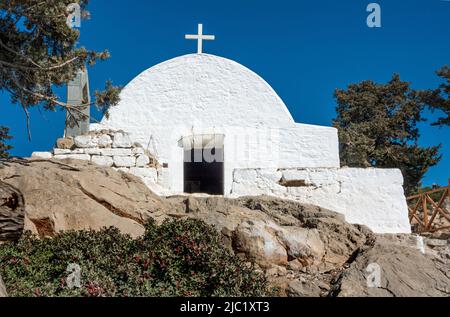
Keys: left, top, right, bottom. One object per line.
{"left": 180, "top": 134, "right": 224, "bottom": 195}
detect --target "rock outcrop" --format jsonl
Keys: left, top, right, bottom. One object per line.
{"left": 0, "top": 180, "right": 25, "bottom": 242}
{"left": 1, "top": 158, "right": 449, "bottom": 297}
{"left": 163, "top": 195, "right": 373, "bottom": 273}
{"left": 0, "top": 158, "right": 176, "bottom": 238}
{"left": 330, "top": 235, "right": 450, "bottom": 297}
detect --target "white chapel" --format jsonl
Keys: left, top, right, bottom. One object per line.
{"left": 33, "top": 24, "right": 412, "bottom": 234}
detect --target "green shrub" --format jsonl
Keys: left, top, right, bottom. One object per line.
{"left": 0, "top": 219, "right": 267, "bottom": 297}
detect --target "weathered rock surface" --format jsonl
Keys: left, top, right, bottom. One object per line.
{"left": 0, "top": 159, "right": 177, "bottom": 238}
{"left": 0, "top": 158, "right": 449, "bottom": 297}
{"left": 164, "top": 195, "right": 371, "bottom": 272}
{"left": 330, "top": 235, "right": 450, "bottom": 297}
{"left": 0, "top": 180, "right": 25, "bottom": 242}
{"left": 287, "top": 279, "right": 322, "bottom": 297}
{"left": 112, "top": 132, "right": 132, "bottom": 148}
{"left": 56, "top": 137, "right": 75, "bottom": 150}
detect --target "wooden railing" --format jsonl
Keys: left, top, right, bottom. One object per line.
{"left": 407, "top": 179, "right": 450, "bottom": 233}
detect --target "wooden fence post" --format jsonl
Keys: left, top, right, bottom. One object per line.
{"left": 423, "top": 194, "right": 428, "bottom": 230}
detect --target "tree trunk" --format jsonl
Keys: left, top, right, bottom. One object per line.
{"left": 0, "top": 275, "right": 7, "bottom": 297}
{"left": 0, "top": 180, "right": 25, "bottom": 242}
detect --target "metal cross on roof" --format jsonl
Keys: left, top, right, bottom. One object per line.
{"left": 185, "top": 24, "right": 215, "bottom": 54}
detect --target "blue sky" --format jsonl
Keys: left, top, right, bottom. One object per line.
{"left": 1, "top": 0, "right": 449, "bottom": 186}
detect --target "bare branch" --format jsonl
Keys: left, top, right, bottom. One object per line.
{"left": 0, "top": 56, "right": 79, "bottom": 71}
{"left": 0, "top": 39, "right": 42, "bottom": 69}
{"left": 21, "top": 103, "right": 32, "bottom": 141}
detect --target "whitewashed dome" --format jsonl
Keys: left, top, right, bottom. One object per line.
{"left": 101, "top": 54, "right": 295, "bottom": 129}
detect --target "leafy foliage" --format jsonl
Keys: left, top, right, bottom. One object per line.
{"left": 0, "top": 0, "right": 121, "bottom": 131}
{"left": 333, "top": 74, "right": 441, "bottom": 195}
{"left": 0, "top": 219, "right": 267, "bottom": 297}
{"left": 425, "top": 66, "right": 450, "bottom": 126}
{"left": 0, "top": 126, "right": 12, "bottom": 158}
{"left": 93, "top": 80, "right": 121, "bottom": 120}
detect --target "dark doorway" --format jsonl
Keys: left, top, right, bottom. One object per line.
{"left": 184, "top": 147, "right": 224, "bottom": 195}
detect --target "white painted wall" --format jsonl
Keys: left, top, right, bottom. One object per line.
{"left": 100, "top": 53, "right": 295, "bottom": 131}
{"left": 230, "top": 167, "right": 411, "bottom": 234}
{"left": 92, "top": 53, "right": 340, "bottom": 194}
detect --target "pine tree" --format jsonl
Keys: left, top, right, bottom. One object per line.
{"left": 0, "top": 126, "right": 12, "bottom": 159}
{"left": 0, "top": 0, "right": 120, "bottom": 136}
{"left": 333, "top": 74, "right": 441, "bottom": 195}
{"left": 426, "top": 66, "right": 450, "bottom": 126}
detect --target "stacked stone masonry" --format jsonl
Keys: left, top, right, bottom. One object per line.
{"left": 31, "top": 130, "right": 168, "bottom": 194}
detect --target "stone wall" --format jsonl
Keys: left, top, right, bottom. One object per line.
{"left": 31, "top": 130, "right": 169, "bottom": 196}
{"left": 230, "top": 167, "right": 411, "bottom": 234}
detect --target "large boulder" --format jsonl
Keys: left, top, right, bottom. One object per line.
{"left": 0, "top": 159, "right": 179, "bottom": 238}
{"left": 233, "top": 219, "right": 288, "bottom": 268}
{"left": 330, "top": 235, "right": 450, "bottom": 297}
{"left": 166, "top": 195, "right": 373, "bottom": 272}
